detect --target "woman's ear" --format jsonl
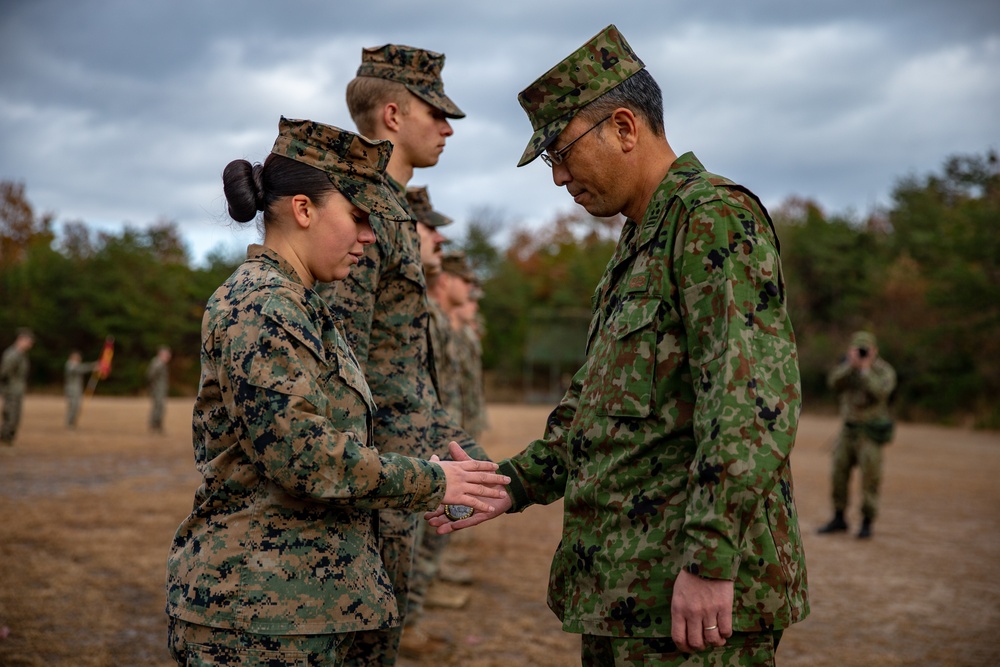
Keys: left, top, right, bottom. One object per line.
{"left": 290, "top": 194, "right": 313, "bottom": 229}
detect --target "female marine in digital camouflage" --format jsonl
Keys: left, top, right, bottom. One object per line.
{"left": 165, "top": 117, "right": 508, "bottom": 666}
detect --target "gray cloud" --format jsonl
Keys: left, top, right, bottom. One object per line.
{"left": 1, "top": 1, "right": 998, "bottom": 262}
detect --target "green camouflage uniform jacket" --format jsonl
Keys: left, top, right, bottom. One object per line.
{"left": 166, "top": 245, "right": 447, "bottom": 634}
{"left": 456, "top": 324, "right": 485, "bottom": 440}
{"left": 64, "top": 360, "right": 97, "bottom": 398}
{"left": 828, "top": 358, "right": 897, "bottom": 424}
{"left": 427, "top": 297, "right": 463, "bottom": 423}
{"left": 498, "top": 153, "right": 808, "bottom": 638}
{"left": 147, "top": 355, "right": 169, "bottom": 399}
{"left": 0, "top": 344, "right": 29, "bottom": 394}
{"left": 316, "top": 177, "right": 486, "bottom": 463}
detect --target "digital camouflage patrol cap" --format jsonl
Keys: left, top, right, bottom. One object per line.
{"left": 357, "top": 44, "right": 466, "bottom": 119}
{"left": 271, "top": 116, "right": 408, "bottom": 221}
{"left": 517, "top": 24, "right": 644, "bottom": 167}
{"left": 405, "top": 186, "right": 453, "bottom": 228}
{"left": 441, "top": 249, "right": 475, "bottom": 282}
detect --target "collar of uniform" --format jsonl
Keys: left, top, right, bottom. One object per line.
{"left": 246, "top": 243, "right": 305, "bottom": 286}
{"left": 383, "top": 174, "right": 416, "bottom": 221}
{"left": 634, "top": 152, "right": 706, "bottom": 247}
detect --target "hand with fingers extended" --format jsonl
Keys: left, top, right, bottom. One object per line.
{"left": 425, "top": 441, "right": 512, "bottom": 534}
{"left": 430, "top": 441, "right": 511, "bottom": 516}
{"left": 670, "top": 569, "right": 734, "bottom": 653}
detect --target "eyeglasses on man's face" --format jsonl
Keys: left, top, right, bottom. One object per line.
{"left": 540, "top": 115, "right": 613, "bottom": 168}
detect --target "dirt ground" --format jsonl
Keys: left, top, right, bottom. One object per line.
{"left": 0, "top": 396, "right": 998, "bottom": 666}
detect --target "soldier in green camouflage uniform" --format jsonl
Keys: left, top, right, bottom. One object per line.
{"left": 430, "top": 25, "right": 808, "bottom": 666}
{"left": 165, "top": 117, "right": 508, "bottom": 667}
{"left": 451, "top": 263, "right": 487, "bottom": 441}
{"left": 64, "top": 350, "right": 98, "bottom": 428}
{"left": 818, "top": 330, "right": 897, "bottom": 539}
{"left": 400, "top": 193, "right": 472, "bottom": 655}
{"left": 0, "top": 328, "right": 34, "bottom": 445}
{"left": 146, "top": 345, "right": 171, "bottom": 432}
{"left": 313, "top": 45, "right": 488, "bottom": 667}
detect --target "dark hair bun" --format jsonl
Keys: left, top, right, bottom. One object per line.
{"left": 222, "top": 159, "right": 264, "bottom": 223}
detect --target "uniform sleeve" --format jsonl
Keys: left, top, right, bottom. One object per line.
{"left": 863, "top": 361, "right": 897, "bottom": 400}
{"left": 675, "top": 197, "right": 800, "bottom": 580}
{"left": 827, "top": 360, "right": 854, "bottom": 392}
{"left": 220, "top": 292, "right": 446, "bottom": 512}
{"left": 499, "top": 360, "right": 585, "bottom": 510}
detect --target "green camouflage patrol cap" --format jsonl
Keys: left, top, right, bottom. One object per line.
{"left": 405, "top": 186, "right": 453, "bottom": 228}
{"left": 357, "top": 44, "right": 466, "bottom": 119}
{"left": 850, "top": 331, "right": 878, "bottom": 349}
{"left": 441, "top": 249, "right": 475, "bottom": 282}
{"left": 516, "top": 24, "right": 644, "bottom": 167}
{"left": 271, "top": 116, "right": 408, "bottom": 221}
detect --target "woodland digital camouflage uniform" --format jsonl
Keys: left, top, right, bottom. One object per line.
{"left": 455, "top": 319, "right": 485, "bottom": 440}
{"left": 427, "top": 295, "right": 463, "bottom": 421}
{"left": 166, "top": 246, "right": 449, "bottom": 637}
{"left": 500, "top": 25, "right": 808, "bottom": 661}
{"left": 315, "top": 46, "right": 482, "bottom": 664}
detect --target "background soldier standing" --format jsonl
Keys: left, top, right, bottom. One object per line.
{"left": 818, "top": 330, "right": 897, "bottom": 539}
{"left": 64, "top": 350, "right": 98, "bottom": 428}
{"left": 146, "top": 345, "right": 171, "bottom": 433}
{"left": 0, "top": 328, "right": 34, "bottom": 445}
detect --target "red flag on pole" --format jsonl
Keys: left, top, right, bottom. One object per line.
{"left": 97, "top": 336, "right": 114, "bottom": 379}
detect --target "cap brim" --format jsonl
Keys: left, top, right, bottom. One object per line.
{"left": 333, "top": 175, "right": 410, "bottom": 222}
{"left": 517, "top": 115, "right": 571, "bottom": 167}
{"left": 424, "top": 210, "right": 453, "bottom": 227}
{"left": 410, "top": 87, "right": 466, "bottom": 119}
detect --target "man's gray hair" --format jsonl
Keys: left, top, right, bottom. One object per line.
{"left": 578, "top": 69, "right": 664, "bottom": 137}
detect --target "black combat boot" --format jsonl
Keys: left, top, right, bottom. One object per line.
{"left": 817, "top": 511, "right": 848, "bottom": 534}
{"left": 857, "top": 517, "right": 873, "bottom": 539}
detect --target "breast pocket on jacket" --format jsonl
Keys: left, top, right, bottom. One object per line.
{"left": 593, "top": 296, "right": 661, "bottom": 419}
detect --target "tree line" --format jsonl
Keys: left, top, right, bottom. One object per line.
{"left": 2, "top": 150, "right": 997, "bottom": 427}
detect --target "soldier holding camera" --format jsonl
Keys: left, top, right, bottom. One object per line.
{"left": 819, "top": 330, "right": 897, "bottom": 539}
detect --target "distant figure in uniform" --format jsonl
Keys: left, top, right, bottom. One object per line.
{"left": 165, "top": 117, "right": 507, "bottom": 667}
{"left": 0, "top": 328, "right": 34, "bottom": 445}
{"left": 818, "top": 330, "right": 897, "bottom": 539}
{"left": 64, "top": 350, "right": 98, "bottom": 428}
{"left": 147, "top": 346, "right": 172, "bottom": 433}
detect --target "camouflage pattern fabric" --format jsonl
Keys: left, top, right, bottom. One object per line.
{"left": 315, "top": 177, "right": 486, "bottom": 665}
{"left": 827, "top": 346, "right": 897, "bottom": 520}
{"left": 455, "top": 323, "right": 485, "bottom": 441}
{"left": 64, "top": 359, "right": 97, "bottom": 427}
{"left": 516, "top": 24, "right": 644, "bottom": 166}
{"left": 147, "top": 354, "right": 169, "bottom": 431}
{"left": 427, "top": 297, "right": 463, "bottom": 421}
{"left": 271, "top": 117, "right": 408, "bottom": 222}
{"left": 405, "top": 186, "right": 452, "bottom": 228}
{"left": 166, "top": 245, "right": 448, "bottom": 636}
{"left": 357, "top": 44, "right": 465, "bottom": 119}
{"left": 498, "top": 153, "right": 808, "bottom": 638}
{"left": 582, "top": 629, "right": 783, "bottom": 666}
{"left": 0, "top": 344, "right": 29, "bottom": 442}
{"left": 168, "top": 616, "right": 352, "bottom": 667}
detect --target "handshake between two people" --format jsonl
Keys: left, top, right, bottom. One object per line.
{"left": 428, "top": 441, "right": 513, "bottom": 535}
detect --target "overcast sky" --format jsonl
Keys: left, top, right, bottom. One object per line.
{"left": 1, "top": 0, "right": 998, "bottom": 264}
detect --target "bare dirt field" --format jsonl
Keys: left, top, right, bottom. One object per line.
{"left": 1, "top": 396, "right": 998, "bottom": 666}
